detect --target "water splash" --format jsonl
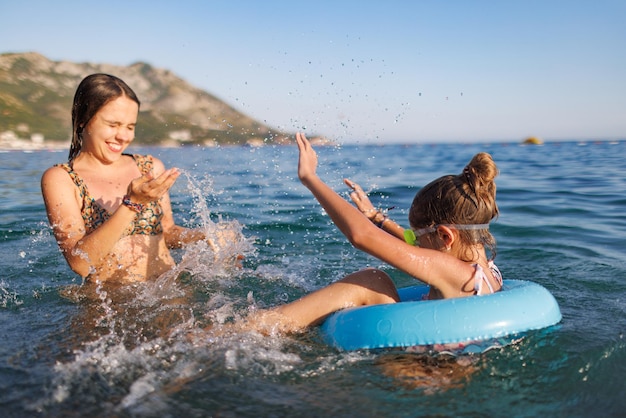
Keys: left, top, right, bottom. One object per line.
{"left": 39, "top": 169, "right": 278, "bottom": 413}
{"left": 0, "top": 279, "right": 23, "bottom": 308}
{"left": 176, "top": 169, "right": 256, "bottom": 281}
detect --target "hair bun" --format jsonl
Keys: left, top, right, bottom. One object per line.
{"left": 462, "top": 152, "right": 498, "bottom": 194}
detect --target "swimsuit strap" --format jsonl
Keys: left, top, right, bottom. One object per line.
{"left": 488, "top": 261, "right": 503, "bottom": 286}
{"left": 54, "top": 163, "right": 106, "bottom": 232}
{"left": 55, "top": 163, "right": 88, "bottom": 196}
{"left": 472, "top": 262, "right": 502, "bottom": 295}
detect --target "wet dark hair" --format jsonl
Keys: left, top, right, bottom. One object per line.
{"left": 68, "top": 74, "right": 140, "bottom": 163}
{"left": 408, "top": 152, "right": 499, "bottom": 260}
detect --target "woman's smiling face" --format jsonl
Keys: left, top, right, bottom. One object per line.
{"left": 81, "top": 95, "right": 139, "bottom": 162}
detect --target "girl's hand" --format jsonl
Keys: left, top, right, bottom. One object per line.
{"left": 344, "top": 179, "right": 379, "bottom": 220}
{"left": 127, "top": 167, "right": 180, "bottom": 205}
{"left": 296, "top": 132, "right": 318, "bottom": 184}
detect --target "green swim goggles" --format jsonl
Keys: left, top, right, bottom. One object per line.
{"left": 403, "top": 223, "right": 490, "bottom": 246}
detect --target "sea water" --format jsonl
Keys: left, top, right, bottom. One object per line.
{"left": 0, "top": 141, "right": 624, "bottom": 417}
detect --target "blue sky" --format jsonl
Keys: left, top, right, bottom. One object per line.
{"left": 2, "top": 0, "right": 625, "bottom": 143}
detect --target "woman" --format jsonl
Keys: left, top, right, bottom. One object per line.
{"left": 41, "top": 73, "right": 230, "bottom": 283}
{"left": 250, "top": 132, "right": 502, "bottom": 333}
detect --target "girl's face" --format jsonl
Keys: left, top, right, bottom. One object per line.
{"left": 81, "top": 96, "right": 138, "bottom": 163}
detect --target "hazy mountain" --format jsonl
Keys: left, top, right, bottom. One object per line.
{"left": 0, "top": 52, "right": 298, "bottom": 147}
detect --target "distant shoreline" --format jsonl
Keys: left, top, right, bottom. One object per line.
{"left": 0, "top": 139, "right": 70, "bottom": 151}
{"left": 1, "top": 137, "right": 622, "bottom": 151}
{"left": 0, "top": 135, "right": 343, "bottom": 151}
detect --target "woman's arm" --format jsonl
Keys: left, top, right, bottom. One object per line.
{"left": 41, "top": 166, "right": 136, "bottom": 277}
{"left": 41, "top": 163, "right": 181, "bottom": 277}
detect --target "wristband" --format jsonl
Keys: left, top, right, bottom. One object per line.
{"left": 122, "top": 195, "right": 143, "bottom": 213}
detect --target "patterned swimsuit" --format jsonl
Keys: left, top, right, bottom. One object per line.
{"left": 57, "top": 154, "right": 164, "bottom": 236}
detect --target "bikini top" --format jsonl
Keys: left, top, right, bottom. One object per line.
{"left": 424, "top": 261, "right": 503, "bottom": 300}
{"left": 472, "top": 261, "right": 503, "bottom": 295}
{"left": 56, "top": 154, "right": 164, "bottom": 236}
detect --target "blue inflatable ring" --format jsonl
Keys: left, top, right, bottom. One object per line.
{"left": 320, "top": 280, "right": 561, "bottom": 351}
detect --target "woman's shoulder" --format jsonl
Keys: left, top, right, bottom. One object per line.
{"left": 41, "top": 164, "right": 79, "bottom": 199}
{"left": 41, "top": 163, "right": 71, "bottom": 182}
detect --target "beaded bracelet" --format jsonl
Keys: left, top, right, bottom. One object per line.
{"left": 122, "top": 195, "right": 144, "bottom": 213}
{"left": 375, "top": 215, "right": 389, "bottom": 229}
{"left": 363, "top": 207, "right": 395, "bottom": 228}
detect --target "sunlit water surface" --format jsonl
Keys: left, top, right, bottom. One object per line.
{"left": 0, "top": 140, "right": 624, "bottom": 417}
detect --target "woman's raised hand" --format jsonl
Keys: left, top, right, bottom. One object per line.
{"left": 127, "top": 167, "right": 180, "bottom": 205}
{"left": 295, "top": 132, "right": 318, "bottom": 184}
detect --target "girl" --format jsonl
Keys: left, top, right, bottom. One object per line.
{"left": 251, "top": 132, "right": 502, "bottom": 333}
